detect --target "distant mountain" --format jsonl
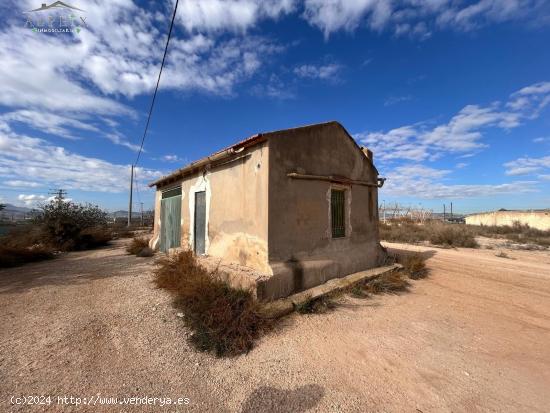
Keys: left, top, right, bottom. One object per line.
{"left": 0, "top": 204, "right": 34, "bottom": 220}
{"left": 111, "top": 210, "right": 142, "bottom": 219}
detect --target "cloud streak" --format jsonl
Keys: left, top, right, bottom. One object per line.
{"left": 357, "top": 82, "right": 550, "bottom": 162}
{"left": 0, "top": 123, "right": 162, "bottom": 193}
{"left": 302, "top": 0, "right": 549, "bottom": 38}
{"left": 382, "top": 164, "right": 538, "bottom": 199}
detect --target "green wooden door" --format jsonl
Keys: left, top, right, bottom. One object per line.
{"left": 160, "top": 192, "right": 182, "bottom": 252}
{"left": 194, "top": 191, "right": 206, "bottom": 254}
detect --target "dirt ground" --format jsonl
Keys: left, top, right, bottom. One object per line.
{"left": 1, "top": 240, "right": 549, "bottom": 412}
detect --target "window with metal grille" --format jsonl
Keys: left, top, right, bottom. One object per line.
{"left": 331, "top": 189, "right": 345, "bottom": 238}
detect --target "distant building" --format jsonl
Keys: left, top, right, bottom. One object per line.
{"left": 465, "top": 210, "right": 550, "bottom": 231}
{"left": 148, "top": 121, "right": 386, "bottom": 299}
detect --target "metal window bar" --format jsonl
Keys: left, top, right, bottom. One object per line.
{"left": 331, "top": 189, "right": 345, "bottom": 238}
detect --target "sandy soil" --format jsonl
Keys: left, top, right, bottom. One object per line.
{"left": 1, "top": 240, "right": 549, "bottom": 412}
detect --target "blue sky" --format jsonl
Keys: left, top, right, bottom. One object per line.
{"left": 0, "top": 0, "right": 549, "bottom": 214}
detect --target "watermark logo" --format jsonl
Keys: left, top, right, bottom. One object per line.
{"left": 24, "top": 2, "right": 87, "bottom": 34}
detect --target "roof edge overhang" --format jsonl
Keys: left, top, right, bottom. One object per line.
{"left": 149, "top": 133, "right": 267, "bottom": 188}
{"left": 149, "top": 120, "right": 379, "bottom": 188}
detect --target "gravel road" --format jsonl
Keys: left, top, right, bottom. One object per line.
{"left": 1, "top": 240, "right": 549, "bottom": 412}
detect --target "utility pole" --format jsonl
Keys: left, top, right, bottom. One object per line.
{"left": 49, "top": 189, "right": 67, "bottom": 205}
{"left": 450, "top": 202, "right": 453, "bottom": 220}
{"left": 140, "top": 202, "right": 144, "bottom": 227}
{"left": 128, "top": 165, "right": 134, "bottom": 227}
{"left": 443, "top": 204, "right": 446, "bottom": 222}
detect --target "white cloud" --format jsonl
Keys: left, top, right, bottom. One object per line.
{"left": 357, "top": 81, "right": 550, "bottom": 162}
{"left": 0, "top": 2, "right": 290, "bottom": 154}
{"left": 176, "top": 0, "right": 296, "bottom": 33}
{"left": 384, "top": 95, "right": 412, "bottom": 106}
{"left": 504, "top": 156, "right": 550, "bottom": 176}
{"left": 158, "top": 154, "right": 188, "bottom": 163}
{"left": 0, "top": 110, "right": 99, "bottom": 140}
{"left": 17, "top": 194, "right": 47, "bottom": 206}
{"left": 250, "top": 73, "right": 296, "bottom": 99}
{"left": 382, "top": 164, "right": 538, "bottom": 199}
{"left": 455, "top": 162, "right": 468, "bottom": 169}
{"left": 294, "top": 63, "right": 342, "bottom": 81}
{"left": 0, "top": 124, "right": 162, "bottom": 194}
{"left": 0, "top": 27, "right": 130, "bottom": 114}
{"left": 4, "top": 180, "right": 42, "bottom": 188}
{"left": 104, "top": 132, "right": 142, "bottom": 152}
{"left": 303, "top": 0, "right": 548, "bottom": 38}
{"left": 303, "top": 0, "right": 393, "bottom": 38}
{"left": 533, "top": 136, "right": 550, "bottom": 143}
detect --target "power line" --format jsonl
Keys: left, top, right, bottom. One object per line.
{"left": 48, "top": 188, "right": 67, "bottom": 204}
{"left": 133, "top": 0, "right": 180, "bottom": 167}
{"left": 128, "top": 0, "right": 180, "bottom": 226}
{"left": 134, "top": 168, "right": 142, "bottom": 206}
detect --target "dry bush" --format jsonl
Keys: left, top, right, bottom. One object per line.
{"left": 72, "top": 227, "right": 112, "bottom": 250}
{"left": 112, "top": 223, "right": 135, "bottom": 239}
{"left": 470, "top": 222, "right": 550, "bottom": 248}
{"left": 398, "top": 253, "right": 428, "bottom": 279}
{"left": 427, "top": 224, "right": 478, "bottom": 248}
{"left": 495, "top": 251, "right": 511, "bottom": 259}
{"left": 136, "top": 247, "right": 154, "bottom": 257}
{"left": 363, "top": 271, "right": 410, "bottom": 294}
{"left": 0, "top": 245, "right": 54, "bottom": 268}
{"left": 380, "top": 221, "right": 478, "bottom": 248}
{"left": 296, "top": 294, "right": 340, "bottom": 314}
{"left": 126, "top": 237, "right": 150, "bottom": 255}
{"left": 34, "top": 200, "right": 112, "bottom": 251}
{"left": 153, "top": 250, "right": 270, "bottom": 357}
{"left": 379, "top": 222, "right": 429, "bottom": 244}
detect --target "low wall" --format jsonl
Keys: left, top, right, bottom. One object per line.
{"left": 465, "top": 211, "right": 550, "bottom": 231}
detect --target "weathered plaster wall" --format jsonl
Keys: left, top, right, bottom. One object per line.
{"left": 465, "top": 211, "right": 550, "bottom": 231}
{"left": 150, "top": 189, "right": 162, "bottom": 250}
{"left": 261, "top": 123, "right": 385, "bottom": 299}
{"left": 152, "top": 143, "right": 270, "bottom": 273}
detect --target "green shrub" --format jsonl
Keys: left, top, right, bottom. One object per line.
{"left": 33, "top": 200, "right": 111, "bottom": 251}
{"left": 153, "top": 250, "right": 270, "bottom": 357}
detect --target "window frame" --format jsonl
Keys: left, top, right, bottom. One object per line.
{"left": 330, "top": 187, "right": 347, "bottom": 239}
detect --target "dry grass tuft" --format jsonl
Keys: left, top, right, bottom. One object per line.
{"left": 153, "top": 250, "right": 271, "bottom": 357}
{"left": 473, "top": 222, "right": 550, "bottom": 248}
{"left": 136, "top": 247, "right": 154, "bottom": 257}
{"left": 0, "top": 245, "right": 55, "bottom": 268}
{"left": 126, "top": 237, "right": 150, "bottom": 255}
{"left": 296, "top": 294, "right": 340, "bottom": 314}
{"left": 362, "top": 271, "right": 411, "bottom": 294}
{"left": 398, "top": 253, "right": 428, "bottom": 279}
{"left": 380, "top": 221, "right": 479, "bottom": 248}
{"left": 495, "top": 251, "right": 511, "bottom": 259}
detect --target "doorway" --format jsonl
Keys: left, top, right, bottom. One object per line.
{"left": 160, "top": 187, "right": 181, "bottom": 252}
{"left": 194, "top": 191, "right": 206, "bottom": 254}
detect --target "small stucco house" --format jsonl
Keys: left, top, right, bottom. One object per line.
{"left": 149, "top": 121, "right": 386, "bottom": 299}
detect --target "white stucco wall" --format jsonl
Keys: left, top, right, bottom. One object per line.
{"left": 465, "top": 211, "right": 550, "bottom": 231}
